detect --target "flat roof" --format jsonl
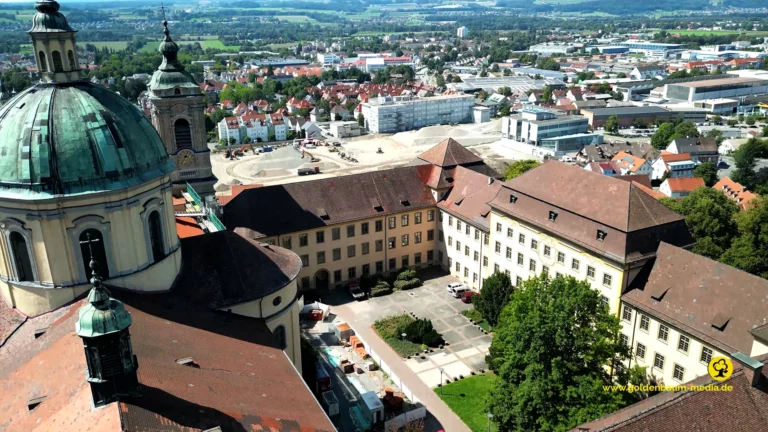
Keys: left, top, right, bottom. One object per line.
{"left": 581, "top": 106, "right": 669, "bottom": 117}
{"left": 510, "top": 115, "right": 587, "bottom": 126}
{"left": 672, "top": 77, "right": 765, "bottom": 88}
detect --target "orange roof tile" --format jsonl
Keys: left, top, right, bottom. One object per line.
{"left": 176, "top": 217, "right": 204, "bottom": 239}
{"left": 665, "top": 177, "right": 705, "bottom": 192}
{"left": 713, "top": 177, "right": 760, "bottom": 211}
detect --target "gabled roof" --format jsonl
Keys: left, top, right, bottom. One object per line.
{"left": 611, "top": 151, "right": 648, "bottom": 172}
{"left": 713, "top": 176, "right": 759, "bottom": 211}
{"left": 663, "top": 177, "right": 705, "bottom": 192}
{"left": 438, "top": 166, "right": 503, "bottom": 230}
{"left": 623, "top": 242, "right": 768, "bottom": 354}
{"left": 668, "top": 137, "right": 718, "bottom": 154}
{"left": 659, "top": 152, "right": 693, "bottom": 163}
{"left": 417, "top": 138, "right": 483, "bottom": 168}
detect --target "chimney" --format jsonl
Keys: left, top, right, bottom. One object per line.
{"left": 488, "top": 177, "right": 494, "bottom": 185}
{"left": 731, "top": 352, "right": 764, "bottom": 388}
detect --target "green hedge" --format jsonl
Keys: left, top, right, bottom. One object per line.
{"left": 373, "top": 314, "right": 444, "bottom": 356}
{"left": 370, "top": 281, "right": 392, "bottom": 297}
{"left": 393, "top": 278, "right": 421, "bottom": 291}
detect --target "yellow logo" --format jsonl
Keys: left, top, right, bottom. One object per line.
{"left": 708, "top": 356, "right": 733, "bottom": 381}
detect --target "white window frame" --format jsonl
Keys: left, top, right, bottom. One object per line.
{"left": 1, "top": 218, "right": 40, "bottom": 283}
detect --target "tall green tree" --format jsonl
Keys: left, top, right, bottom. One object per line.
{"left": 504, "top": 160, "right": 541, "bottom": 180}
{"left": 605, "top": 115, "right": 619, "bottom": 134}
{"left": 693, "top": 161, "right": 719, "bottom": 187}
{"left": 474, "top": 272, "right": 514, "bottom": 327}
{"left": 673, "top": 121, "right": 700, "bottom": 138}
{"left": 731, "top": 138, "right": 766, "bottom": 189}
{"left": 672, "top": 187, "right": 739, "bottom": 260}
{"left": 542, "top": 85, "right": 553, "bottom": 103}
{"left": 651, "top": 122, "right": 675, "bottom": 150}
{"left": 721, "top": 197, "right": 768, "bottom": 279}
{"left": 487, "top": 276, "right": 638, "bottom": 432}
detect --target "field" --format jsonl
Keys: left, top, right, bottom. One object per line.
{"left": 435, "top": 374, "right": 499, "bottom": 432}
{"left": 274, "top": 15, "right": 319, "bottom": 24}
{"left": 138, "top": 40, "right": 240, "bottom": 53}
{"left": 660, "top": 29, "right": 768, "bottom": 37}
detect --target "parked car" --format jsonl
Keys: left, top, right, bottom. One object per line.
{"left": 461, "top": 291, "right": 479, "bottom": 303}
{"left": 451, "top": 286, "right": 470, "bottom": 298}
{"left": 560, "top": 156, "right": 574, "bottom": 163}
{"left": 447, "top": 282, "right": 466, "bottom": 293}
{"left": 348, "top": 282, "right": 365, "bottom": 300}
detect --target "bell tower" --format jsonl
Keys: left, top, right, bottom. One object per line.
{"left": 75, "top": 257, "right": 140, "bottom": 407}
{"left": 148, "top": 14, "right": 215, "bottom": 195}
{"left": 28, "top": 0, "right": 84, "bottom": 84}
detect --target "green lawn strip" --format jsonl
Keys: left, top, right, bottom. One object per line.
{"left": 435, "top": 374, "right": 499, "bottom": 432}
{"left": 373, "top": 313, "right": 426, "bottom": 357}
{"left": 461, "top": 308, "right": 492, "bottom": 333}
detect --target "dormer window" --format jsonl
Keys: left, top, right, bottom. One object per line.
{"left": 548, "top": 211, "right": 558, "bottom": 222}
{"left": 509, "top": 194, "right": 518, "bottom": 204}
{"left": 597, "top": 230, "right": 607, "bottom": 242}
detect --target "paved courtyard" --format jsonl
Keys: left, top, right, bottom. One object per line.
{"left": 345, "top": 271, "right": 493, "bottom": 388}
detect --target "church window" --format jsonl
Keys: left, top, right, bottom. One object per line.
{"left": 174, "top": 118, "right": 192, "bottom": 150}
{"left": 174, "top": 88, "right": 181, "bottom": 95}
{"left": 38, "top": 51, "right": 47, "bottom": 72}
{"left": 9, "top": 231, "right": 33, "bottom": 282}
{"left": 67, "top": 50, "right": 76, "bottom": 70}
{"left": 79, "top": 229, "right": 109, "bottom": 280}
{"left": 273, "top": 325, "right": 287, "bottom": 349}
{"left": 148, "top": 211, "right": 165, "bottom": 263}
{"left": 51, "top": 51, "right": 63, "bottom": 72}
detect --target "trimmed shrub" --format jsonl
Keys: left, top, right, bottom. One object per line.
{"left": 370, "top": 280, "right": 392, "bottom": 297}
{"left": 393, "top": 278, "right": 421, "bottom": 291}
{"left": 396, "top": 268, "right": 418, "bottom": 281}
{"left": 397, "top": 318, "right": 444, "bottom": 348}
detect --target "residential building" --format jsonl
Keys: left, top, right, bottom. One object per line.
{"left": 719, "top": 138, "right": 748, "bottom": 155}
{"left": 652, "top": 153, "right": 696, "bottom": 180}
{"left": 501, "top": 106, "right": 604, "bottom": 158}
{"left": 630, "top": 65, "right": 667, "bottom": 80}
{"left": 217, "top": 111, "right": 290, "bottom": 144}
{"left": 584, "top": 162, "right": 618, "bottom": 176}
{"left": 457, "top": 26, "right": 469, "bottom": 38}
{"left": 578, "top": 141, "right": 656, "bottom": 164}
{"left": 611, "top": 151, "right": 652, "bottom": 178}
{"left": 361, "top": 94, "right": 474, "bottom": 133}
{"left": 665, "top": 137, "right": 719, "bottom": 164}
{"left": 660, "top": 177, "right": 706, "bottom": 198}
{"left": 713, "top": 177, "right": 760, "bottom": 211}
{"left": 317, "top": 53, "right": 341, "bottom": 67}
{"left": 619, "top": 243, "right": 768, "bottom": 387}
{"left": 486, "top": 162, "right": 693, "bottom": 315}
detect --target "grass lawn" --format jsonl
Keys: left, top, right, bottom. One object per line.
{"left": 373, "top": 314, "right": 425, "bottom": 357}
{"left": 139, "top": 40, "right": 240, "bottom": 53}
{"left": 659, "top": 29, "right": 768, "bottom": 37}
{"left": 89, "top": 41, "right": 129, "bottom": 50}
{"left": 274, "top": 15, "right": 319, "bottom": 24}
{"left": 436, "top": 374, "right": 499, "bottom": 432}
{"left": 461, "top": 309, "right": 492, "bottom": 333}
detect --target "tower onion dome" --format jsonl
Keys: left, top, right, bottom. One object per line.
{"left": 29, "top": 0, "right": 75, "bottom": 33}
{"left": 158, "top": 20, "right": 183, "bottom": 72}
{"left": 148, "top": 19, "right": 198, "bottom": 92}
{"left": 75, "top": 259, "right": 132, "bottom": 338}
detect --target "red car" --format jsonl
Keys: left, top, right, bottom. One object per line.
{"left": 461, "top": 291, "right": 479, "bottom": 303}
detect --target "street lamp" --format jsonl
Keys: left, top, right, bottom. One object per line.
{"left": 487, "top": 413, "right": 494, "bottom": 432}
{"left": 439, "top": 367, "right": 445, "bottom": 395}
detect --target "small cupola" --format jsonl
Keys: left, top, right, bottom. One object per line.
{"left": 28, "top": 0, "right": 83, "bottom": 83}
{"left": 75, "top": 257, "right": 140, "bottom": 407}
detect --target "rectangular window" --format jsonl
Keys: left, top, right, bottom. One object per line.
{"left": 282, "top": 236, "right": 292, "bottom": 249}
{"left": 557, "top": 251, "right": 565, "bottom": 264}
{"left": 375, "top": 220, "right": 383, "bottom": 232}
{"left": 636, "top": 342, "right": 646, "bottom": 360}
{"left": 506, "top": 247, "right": 513, "bottom": 259}
{"left": 333, "top": 270, "right": 341, "bottom": 282}
{"left": 571, "top": 258, "right": 580, "bottom": 272}
{"left": 544, "top": 245, "right": 551, "bottom": 257}
{"left": 456, "top": 240, "right": 461, "bottom": 251}
{"left": 415, "top": 212, "right": 422, "bottom": 224}
{"left": 427, "top": 229, "right": 434, "bottom": 241}
{"left": 389, "top": 258, "right": 396, "bottom": 270}
{"left": 494, "top": 263, "right": 500, "bottom": 273}
{"left": 464, "top": 246, "right": 469, "bottom": 256}
{"left": 531, "top": 239, "right": 538, "bottom": 251}
{"left": 529, "top": 259, "right": 536, "bottom": 272}
{"left": 439, "top": 230, "right": 444, "bottom": 242}
{"left": 388, "top": 237, "right": 396, "bottom": 249}
{"left": 515, "top": 276, "right": 522, "bottom": 286}
{"left": 449, "top": 216, "right": 454, "bottom": 227}
{"left": 415, "top": 252, "right": 422, "bottom": 264}
{"left": 474, "top": 251, "right": 479, "bottom": 262}
{"left": 347, "top": 224, "right": 355, "bottom": 238}
{"left": 348, "top": 267, "right": 356, "bottom": 279}
{"left": 542, "top": 265, "right": 550, "bottom": 276}
{"left": 456, "top": 220, "right": 462, "bottom": 231}
{"left": 317, "top": 251, "right": 326, "bottom": 264}
{"left": 375, "top": 240, "right": 383, "bottom": 252}
{"left": 347, "top": 245, "right": 356, "bottom": 258}
{"left": 361, "top": 222, "right": 369, "bottom": 235}
{"left": 654, "top": 353, "right": 665, "bottom": 371}
{"left": 700, "top": 347, "right": 713, "bottom": 364}
{"left": 640, "top": 315, "right": 650, "bottom": 332}
{"left": 362, "top": 264, "right": 370, "bottom": 276}
{"left": 415, "top": 232, "right": 422, "bottom": 244}
{"left": 332, "top": 228, "right": 340, "bottom": 241}
{"left": 620, "top": 334, "right": 629, "bottom": 347}
{"left": 603, "top": 273, "right": 612, "bottom": 288}
{"left": 300, "top": 254, "right": 309, "bottom": 267}
{"left": 517, "top": 253, "right": 524, "bottom": 266}
{"left": 587, "top": 266, "right": 595, "bottom": 279}
{"left": 556, "top": 272, "right": 563, "bottom": 278}
{"left": 473, "top": 273, "right": 478, "bottom": 283}
{"left": 402, "top": 214, "right": 409, "bottom": 227}
{"left": 474, "top": 229, "right": 480, "bottom": 241}
{"left": 484, "top": 234, "right": 489, "bottom": 246}
{"left": 600, "top": 295, "right": 608, "bottom": 309}
{"left": 622, "top": 305, "right": 633, "bottom": 322}
{"left": 465, "top": 225, "right": 470, "bottom": 236}
{"left": 427, "top": 210, "right": 435, "bottom": 222}
{"left": 464, "top": 267, "right": 469, "bottom": 278}
{"left": 316, "top": 230, "right": 325, "bottom": 244}
{"left": 427, "top": 250, "right": 434, "bottom": 261}
{"left": 299, "top": 234, "right": 308, "bottom": 247}
{"left": 506, "top": 270, "right": 511, "bottom": 278}
{"left": 483, "top": 256, "right": 488, "bottom": 267}
{"left": 455, "top": 262, "right": 461, "bottom": 272}
{"left": 362, "top": 242, "right": 370, "bottom": 255}
{"left": 448, "top": 257, "right": 452, "bottom": 268}
{"left": 333, "top": 248, "right": 341, "bottom": 261}
{"left": 678, "top": 335, "right": 690, "bottom": 353}
{"left": 376, "top": 261, "right": 383, "bottom": 273}
{"left": 507, "top": 228, "right": 514, "bottom": 238}
{"left": 658, "top": 325, "right": 669, "bottom": 343}
{"left": 401, "top": 255, "right": 409, "bottom": 267}
{"left": 448, "top": 236, "right": 453, "bottom": 246}
{"left": 495, "top": 241, "right": 501, "bottom": 253}
{"left": 389, "top": 217, "right": 396, "bottom": 229}
{"left": 496, "top": 222, "right": 501, "bottom": 233}
{"left": 402, "top": 234, "right": 409, "bottom": 247}
{"left": 673, "top": 364, "right": 685, "bottom": 382}
{"left": 518, "top": 233, "right": 525, "bottom": 245}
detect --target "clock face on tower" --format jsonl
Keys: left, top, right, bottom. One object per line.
{"left": 177, "top": 150, "right": 195, "bottom": 168}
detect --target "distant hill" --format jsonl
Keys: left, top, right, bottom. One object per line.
{"left": 496, "top": 0, "right": 767, "bottom": 14}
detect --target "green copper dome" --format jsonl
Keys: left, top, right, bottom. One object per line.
{"left": 28, "top": 0, "right": 75, "bottom": 33}
{"left": 0, "top": 82, "right": 174, "bottom": 199}
{"left": 76, "top": 261, "right": 132, "bottom": 338}
{"left": 149, "top": 20, "right": 199, "bottom": 92}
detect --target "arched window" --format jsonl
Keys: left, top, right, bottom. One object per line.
{"left": 38, "top": 51, "right": 47, "bottom": 72}
{"left": 273, "top": 325, "right": 287, "bottom": 350}
{"left": 174, "top": 88, "right": 181, "bottom": 95}
{"left": 9, "top": 232, "right": 33, "bottom": 282}
{"left": 67, "top": 50, "right": 76, "bottom": 70}
{"left": 79, "top": 229, "right": 109, "bottom": 280}
{"left": 173, "top": 118, "right": 192, "bottom": 150}
{"left": 51, "top": 51, "right": 63, "bottom": 73}
{"left": 148, "top": 211, "right": 165, "bottom": 262}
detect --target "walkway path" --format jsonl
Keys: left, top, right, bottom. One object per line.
{"left": 333, "top": 303, "right": 473, "bottom": 432}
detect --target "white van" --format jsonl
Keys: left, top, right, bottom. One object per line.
{"left": 446, "top": 282, "right": 466, "bottom": 294}
{"left": 451, "top": 286, "right": 470, "bottom": 298}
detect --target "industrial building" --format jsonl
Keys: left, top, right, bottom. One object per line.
{"left": 663, "top": 77, "right": 768, "bottom": 103}
{"left": 501, "top": 107, "right": 603, "bottom": 158}
{"left": 447, "top": 76, "right": 565, "bottom": 93}
{"left": 580, "top": 106, "right": 706, "bottom": 129}
{"left": 361, "top": 94, "right": 475, "bottom": 133}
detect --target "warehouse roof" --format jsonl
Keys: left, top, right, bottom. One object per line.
{"left": 581, "top": 106, "right": 669, "bottom": 117}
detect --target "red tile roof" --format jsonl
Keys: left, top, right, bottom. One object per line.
{"left": 439, "top": 166, "right": 503, "bottom": 230}
{"left": 175, "top": 217, "right": 204, "bottom": 239}
{"left": 418, "top": 138, "right": 483, "bottom": 168}
{"left": 713, "top": 177, "right": 759, "bottom": 211}
{"left": 664, "top": 177, "right": 705, "bottom": 192}
{"left": 0, "top": 299, "right": 26, "bottom": 346}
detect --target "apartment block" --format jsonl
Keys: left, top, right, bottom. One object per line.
{"left": 361, "top": 94, "right": 474, "bottom": 133}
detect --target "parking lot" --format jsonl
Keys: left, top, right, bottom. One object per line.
{"left": 338, "top": 270, "right": 493, "bottom": 388}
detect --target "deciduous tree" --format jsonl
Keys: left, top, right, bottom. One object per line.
{"left": 503, "top": 160, "right": 541, "bottom": 180}
{"left": 474, "top": 272, "right": 514, "bottom": 327}
{"left": 720, "top": 197, "right": 768, "bottom": 278}
{"left": 605, "top": 115, "right": 619, "bottom": 134}
{"left": 693, "top": 161, "right": 719, "bottom": 187}
{"left": 674, "top": 187, "right": 740, "bottom": 260}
